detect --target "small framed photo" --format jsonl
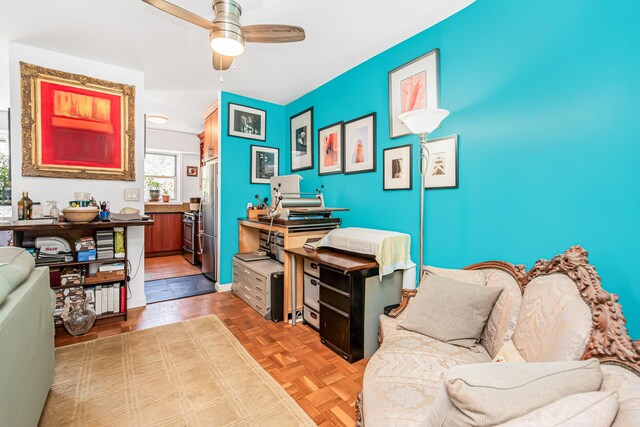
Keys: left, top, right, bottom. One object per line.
{"left": 250, "top": 145, "right": 279, "bottom": 184}
{"left": 344, "top": 112, "right": 376, "bottom": 174}
{"left": 388, "top": 49, "right": 440, "bottom": 138}
{"left": 318, "top": 121, "right": 343, "bottom": 175}
{"left": 290, "top": 107, "right": 314, "bottom": 171}
{"left": 228, "top": 103, "right": 266, "bottom": 141}
{"left": 383, "top": 144, "right": 412, "bottom": 190}
{"left": 186, "top": 166, "right": 198, "bottom": 177}
{"left": 425, "top": 135, "right": 458, "bottom": 189}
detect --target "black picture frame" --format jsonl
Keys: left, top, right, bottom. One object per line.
{"left": 250, "top": 145, "right": 279, "bottom": 185}
{"left": 383, "top": 144, "right": 413, "bottom": 191}
{"left": 344, "top": 112, "right": 377, "bottom": 175}
{"left": 290, "top": 107, "right": 314, "bottom": 172}
{"left": 228, "top": 103, "right": 267, "bottom": 141}
{"left": 317, "top": 121, "right": 344, "bottom": 176}
{"left": 388, "top": 48, "right": 440, "bottom": 139}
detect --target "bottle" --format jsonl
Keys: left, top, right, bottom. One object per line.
{"left": 32, "top": 202, "right": 43, "bottom": 219}
{"left": 17, "top": 192, "right": 33, "bottom": 220}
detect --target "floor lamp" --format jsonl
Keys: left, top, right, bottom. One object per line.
{"left": 398, "top": 108, "right": 450, "bottom": 280}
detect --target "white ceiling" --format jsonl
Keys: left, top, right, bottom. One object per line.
{"left": 0, "top": 0, "right": 473, "bottom": 134}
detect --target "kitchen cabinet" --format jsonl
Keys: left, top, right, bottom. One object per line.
{"left": 201, "top": 108, "right": 219, "bottom": 164}
{"left": 144, "top": 213, "right": 184, "bottom": 257}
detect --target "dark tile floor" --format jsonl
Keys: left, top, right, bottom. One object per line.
{"left": 144, "top": 274, "right": 216, "bottom": 304}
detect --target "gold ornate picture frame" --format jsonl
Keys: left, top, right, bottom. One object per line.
{"left": 20, "top": 61, "right": 136, "bottom": 181}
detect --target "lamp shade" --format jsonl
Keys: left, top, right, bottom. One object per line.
{"left": 399, "top": 108, "right": 449, "bottom": 135}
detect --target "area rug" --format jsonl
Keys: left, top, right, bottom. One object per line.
{"left": 39, "top": 315, "right": 316, "bottom": 426}
{"left": 145, "top": 274, "right": 216, "bottom": 304}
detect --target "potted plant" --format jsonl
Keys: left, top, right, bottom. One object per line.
{"left": 146, "top": 178, "right": 161, "bottom": 201}
{"left": 162, "top": 188, "right": 170, "bottom": 203}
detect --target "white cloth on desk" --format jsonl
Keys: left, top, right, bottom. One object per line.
{"left": 314, "top": 227, "right": 416, "bottom": 283}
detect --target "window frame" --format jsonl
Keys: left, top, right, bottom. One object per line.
{"left": 144, "top": 151, "right": 179, "bottom": 201}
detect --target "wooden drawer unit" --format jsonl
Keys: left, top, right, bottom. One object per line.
{"left": 232, "top": 256, "right": 284, "bottom": 322}
{"left": 303, "top": 274, "right": 320, "bottom": 311}
{"left": 304, "top": 258, "right": 320, "bottom": 278}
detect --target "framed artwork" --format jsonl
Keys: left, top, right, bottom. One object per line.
{"left": 344, "top": 112, "right": 376, "bottom": 174}
{"left": 20, "top": 62, "right": 135, "bottom": 181}
{"left": 228, "top": 103, "right": 266, "bottom": 141}
{"left": 383, "top": 144, "right": 412, "bottom": 190}
{"left": 388, "top": 48, "right": 440, "bottom": 138}
{"left": 425, "top": 135, "right": 458, "bottom": 189}
{"left": 290, "top": 107, "right": 313, "bottom": 171}
{"left": 318, "top": 121, "right": 343, "bottom": 175}
{"left": 186, "top": 165, "right": 198, "bottom": 177}
{"left": 250, "top": 145, "right": 279, "bottom": 184}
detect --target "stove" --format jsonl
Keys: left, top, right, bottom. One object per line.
{"left": 183, "top": 211, "right": 201, "bottom": 265}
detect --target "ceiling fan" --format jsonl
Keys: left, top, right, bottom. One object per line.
{"left": 142, "top": 0, "right": 306, "bottom": 71}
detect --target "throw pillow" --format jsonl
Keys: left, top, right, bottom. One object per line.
{"left": 499, "top": 391, "right": 619, "bottom": 427}
{"left": 426, "top": 358, "right": 604, "bottom": 426}
{"left": 398, "top": 272, "right": 503, "bottom": 348}
{"left": 493, "top": 340, "right": 526, "bottom": 363}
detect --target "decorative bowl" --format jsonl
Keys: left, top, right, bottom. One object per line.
{"left": 62, "top": 207, "right": 99, "bottom": 223}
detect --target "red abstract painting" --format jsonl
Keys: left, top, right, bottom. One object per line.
{"left": 39, "top": 81, "right": 122, "bottom": 169}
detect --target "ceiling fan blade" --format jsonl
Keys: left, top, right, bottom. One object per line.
{"left": 212, "top": 51, "right": 234, "bottom": 71}
{"left": 242, "top": 25, "right": 306, "bottom": 43}
{"left": 142, "top": 0, "right": 215, "bottom": 30}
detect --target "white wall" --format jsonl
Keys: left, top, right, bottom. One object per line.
{"left": 0, "top": 40, "right": 9, "bottom": 108}
{"left": 146, "top": 128, "right": 201, "bottom": 202}
{"left": 8, "top": 43, "right": 147, "bottom": 308}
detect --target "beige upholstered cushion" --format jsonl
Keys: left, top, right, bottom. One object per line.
{"left": 425, "top": 265, "right": 523, "bottom": 358}
{"left": 0, "top": 248, "right": 36, "bottom": 304}
{"left": 493, "top": 340, "right": 526, "bottom": 363}
{"left": 512, "top": 273, "right": 591, "bottom": 362}
{"left": 426, "top": 358, "right": 603, "bottom": 426}
{"left": 399, "top": 273, "right": 503, "bottom": 348}
{"left": 498, "top": 391, "right": 619, "bottom": 427}
{"left": 600, "top": 365, "right": 640, "bottom": 427}
{"left": 363, "top": 314, "right": 491, "bottom": 427}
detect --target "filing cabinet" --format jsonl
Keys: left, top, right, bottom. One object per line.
{"left": 232, "top": 256, "right": 284, "bottom": 322}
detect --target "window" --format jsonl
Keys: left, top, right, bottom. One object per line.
{"left": 144, "top": 152, "right": 177, "bottom": 200}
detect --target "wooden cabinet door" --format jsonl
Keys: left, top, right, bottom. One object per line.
{"left": 210, "top": 109, "right": 219, "bottom": 159}
{"left": 144, "top": 214, "right": 155, "bottom": 254}
{"left": 198, "top": 131, "right": 205, "bottom": 167}
{"left": 203, "top": 116, "right": 212, "bottom": 163}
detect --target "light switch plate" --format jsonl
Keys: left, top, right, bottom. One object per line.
{"left": 124, "top": 188, "right": 140, "bottom": 201}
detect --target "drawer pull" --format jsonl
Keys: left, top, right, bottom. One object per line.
{"left": 255, "top": 277, "right": 263, "bottom": 282}
{"left": 255, "top": 304, "right": 263, "bottom": 311}
{"left": 255, "top": 295, "right": 263, "bottom": 301}
{"left": 243, "top": 285, "right": 251, "bottom": 292}
{"left": 309, "top": 311, "right": 318, "bottom": 320}
{"left": 244, "top": 293, "right": 251, "bottom": 301}
{"left": 319, "top": 301, "right": 350, "bottom": 319}
{"left": 319, "top": 282, "right": 350, "bottom": 297}
{"left": 310, "top": 279, "right": 318, "bottom": 286}
{"left": 256, "top": 286, "right": 263, "bottom": 291}
{"left": 244, "top": 269, "right": 251, "bottom": 275}
{"left": 310, "top": 262, "right": 318, "bottom": 269}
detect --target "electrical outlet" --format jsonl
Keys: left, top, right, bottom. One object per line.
{"left": 124, "top": 188, "right": 140, "bottom": 201}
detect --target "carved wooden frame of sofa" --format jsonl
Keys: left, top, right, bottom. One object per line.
{"left": 356, "top": 246, "right": 640, "bottom": 426}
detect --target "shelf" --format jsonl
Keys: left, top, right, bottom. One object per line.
{"left": 51, "top": 277, "right": 125, "bottom": 289}
{"left": 97, "top": 312, "right": 125, "bottom": 320}
{"left": 40, "top": 257, "right": 125, "bottom": 269}
{"left": 0, "top": 220, "right": 154, "bottom": 232}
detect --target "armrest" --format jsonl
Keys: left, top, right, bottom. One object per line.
{"left": 388, "top": 289, "right": 417, "bottom": 318}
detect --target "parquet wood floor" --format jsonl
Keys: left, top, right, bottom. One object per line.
{"left": 144, "top": 254, "right": 202, "bottom": 281}
{"left": 54, "top": 291, "right": 367, "bottom": 426}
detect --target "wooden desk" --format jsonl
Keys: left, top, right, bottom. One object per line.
{"left": 238, "top": 219, "right": 336, "bottom": 320}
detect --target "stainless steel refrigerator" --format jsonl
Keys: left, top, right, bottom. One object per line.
{"left": 199, "top": 160, "right": 218, "bottom": 282}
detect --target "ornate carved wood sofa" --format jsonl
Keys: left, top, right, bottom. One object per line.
{"left": 356, "top": 246, "right": 640, "bottom": 426}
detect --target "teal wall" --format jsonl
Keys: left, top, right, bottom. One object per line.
{"left": 219, "top": 91, "right": 285, "bottom": 284}
{"left": 283, "top": 0, "right": 640, "bottom": 337}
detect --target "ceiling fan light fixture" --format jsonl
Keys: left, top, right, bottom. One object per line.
{"left": 210, "top": 30, "right": 245, "bottom": 57}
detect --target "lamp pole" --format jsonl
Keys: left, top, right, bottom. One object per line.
{"left": 418, "top": 132, "right": 430, "bottom": 279}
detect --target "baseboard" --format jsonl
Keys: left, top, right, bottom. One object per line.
{"left": 127, "top": 296, "right": 147, "bottom": 309}
{"left": 215, "top": 282, "right": 232, "bottom": 292}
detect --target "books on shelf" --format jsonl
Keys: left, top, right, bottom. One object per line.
{"left": 94, "top": 283, "right": 123, "bottom": 316}
{"left": 98, "top": 262, "right": 125, "bottom": 273}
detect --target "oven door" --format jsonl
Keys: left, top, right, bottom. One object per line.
{"left": 183, "top": 216, "right": 196, "bottom": 264}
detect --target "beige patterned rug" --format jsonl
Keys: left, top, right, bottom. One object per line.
{"left": 39, "top": 315, "right": 315, "bottom": 426}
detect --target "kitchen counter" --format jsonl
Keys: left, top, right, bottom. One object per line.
{"left": 144, "top": 202, "right": 190, "bottom": 214}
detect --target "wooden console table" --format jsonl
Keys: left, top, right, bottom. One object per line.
{"left": 238, "top": 218, "right": 336, "bottom": 320}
